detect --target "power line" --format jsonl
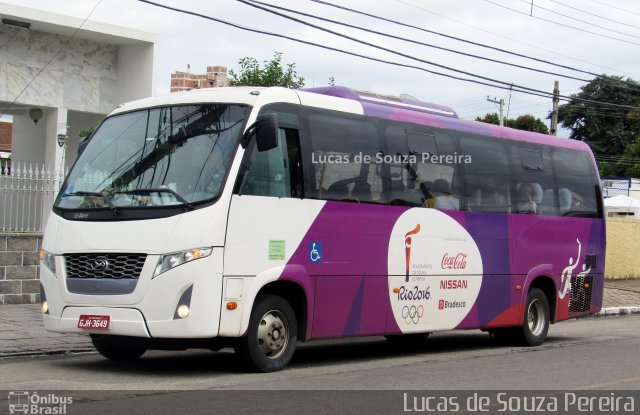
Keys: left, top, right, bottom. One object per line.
{"left": 483, "top": 0, "right": 640, "bottom": 46}
{"left": 248, "top": 0, "right": 591, "bottom": 83}
{"left": 311, "top": 0, "right": 640, "bottom": 94}
{"left": 312, "top": 0, "right": 601, "bottom": 79}
{"left": 548, "top": 0, "right": 640, "bottom": 31}
{"left": 394, "top": 0, "right": 635, "bottom": 78}
{"left": 518, "top": 0, "right": 640, "bottom": 39}
{"left": 137, "top": 0, "right": 639, "bottom": 111}
{"left": 241, "top": 0, "right": 640, "bottom": 110}
{"left": 134, "top": 0, "right": 550, "bottom": 98}
{"left": 584, "top": 0, "right": 640, "bottom": 18}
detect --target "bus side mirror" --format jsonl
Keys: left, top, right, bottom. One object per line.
{"left": 242, "top": 113, "right": 278, "bottom": 152}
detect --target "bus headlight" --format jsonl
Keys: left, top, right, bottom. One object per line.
{"left": 39, "top": 250, "right": 56, "bottom": 277}
{"left": 153, "top": 247, "right": 213, "bottom": 278}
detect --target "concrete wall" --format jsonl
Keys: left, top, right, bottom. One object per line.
{"left": 117, "top": 43, "right": 156, "bottom": 104}
{"left": 10, "top": 111, "right": 47, "bottom": 165}
{"left": 605, "top": 218, "right": 640, "bottom": 280}
{"left": 0, "top": 233, "right": 41, "bottom": 304}
{"left": 0, "top": 26, "right": 120, "bottom": 114}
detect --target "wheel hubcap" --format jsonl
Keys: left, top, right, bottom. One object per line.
{"left": 527, "top": 299, "right": 545, "bottom": 336}
{"left": 256, "top": 310, "right": 288, "bottom": 359}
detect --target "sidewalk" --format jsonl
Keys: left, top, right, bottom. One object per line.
{"left": 1, "top": 280, "right": 640, "bottom": 359}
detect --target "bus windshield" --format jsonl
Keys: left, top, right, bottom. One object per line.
{"left": 56, "top": 104, "right": 248, "bottom": 210}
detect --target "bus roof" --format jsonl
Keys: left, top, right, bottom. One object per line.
{"left": 110, "top": 87, "right": 267, "bottom": 116}
{"left": 299, "top": 86, "right": 592, "bottom": 154}
{"left": 109, "top": 85, "right": 592, "bottom": 154}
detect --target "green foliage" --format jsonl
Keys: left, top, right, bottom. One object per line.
{"left": 228, "top": 52, "right": 305, "bottom": 89}
{"left": 558, "top": 75, "right": 640, "bottom": 159}
{"left": 78, "top": 126, "right": 95, "bottom": 138}
{"left": 328, "top": 76, "right": 336, "bottom": 86}
{"left": 510, "top": 114, "right": 549, "bottom": 134}
{"left": 557, "top": 75, "right": 640, "bottom": 176}
{"left": 475, "top": 112, "right": 549, "bottom": 133}
{"left": 475, "top": 113, "right": 501, "bottom": 125}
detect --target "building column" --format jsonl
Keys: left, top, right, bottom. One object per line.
{"left": 44, "top": 107, "right": 68, "bottom": 172}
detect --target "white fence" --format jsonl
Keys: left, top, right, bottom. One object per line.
{"left": 0, "top": 161, "right": 66, "bottom": 233}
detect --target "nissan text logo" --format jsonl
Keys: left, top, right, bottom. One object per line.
{"left": 91, "top": 259, "right": 109, "bottom": 272}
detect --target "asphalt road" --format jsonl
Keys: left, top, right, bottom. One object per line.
{"left": 1, "top": 315, "right": 639, "bottom": 414}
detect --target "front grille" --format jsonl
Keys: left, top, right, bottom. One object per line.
{"left": 569, "top": 275, "right": 593, "bottom": 313}
{"left": 65, "top": 253, "right": 146, "bottom": 279}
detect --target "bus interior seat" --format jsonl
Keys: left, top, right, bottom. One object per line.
{"left": 351, "top": 180, "right": 371, "bottom": 201}
{"left": 538, "top": 188, "right": 556, "bottom": 215}
{"left": 559, "top": 188, "right": 572, "bottom": 214}
{"left": 530, "top": 182, "right": 543, "bottom": 203}
{"left": 326, "top": 181, "right": 350, "bottom": 200}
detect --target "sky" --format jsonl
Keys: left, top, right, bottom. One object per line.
{"left": 3, "top": 0, "right": 640, "bottom": 136}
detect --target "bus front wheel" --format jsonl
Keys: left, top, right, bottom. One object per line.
{"left": 91, "top": 335, "right": 146, "bottom": 361}
{"left": 235, "top": 294, "right": 297, "bottom": 372}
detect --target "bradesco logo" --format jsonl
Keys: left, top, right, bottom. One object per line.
{"left": 438, "top": 299, "right": 467, "bottom": 310}
{"left": 441, "top": 253, "right": 468, "bottom": 270}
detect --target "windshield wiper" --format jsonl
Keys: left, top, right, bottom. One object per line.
{"left": 63, "top": 191, "right": 119, "bottom": 215}
{"left": 114, "top": 188, "right": 194, "bottom": 210}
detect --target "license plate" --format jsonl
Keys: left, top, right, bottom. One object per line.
{"left": 77, "top": 315, "right": 110, "bottom": 330}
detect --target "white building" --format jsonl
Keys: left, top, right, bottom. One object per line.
{"left": 0, "top": 2, "right": 157, "bottom": 170}
{"left": 0, "top": 2, "right": 156, "bottom": 232}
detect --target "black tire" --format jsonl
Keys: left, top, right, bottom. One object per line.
{"left": 91, "top": 336, "right": 146, "bottom": 361}
{"left": 492, "top": 288, "right": 550, "bottom": 346}
{"left": 235, "top": 295, "right": 297, "bottom": 372}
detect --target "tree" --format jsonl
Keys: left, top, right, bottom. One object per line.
{"left": 475, "top": 113, "right": 501, "bottom": 125}
{"left": 228, "top": 52, "right": 305, "bottom": 89}
{"left": 510, "top": 114, "right": 549, "bottom": 134}
{"left": 557, "top": 75, "right": 640, "bottom": 158}
{"left": 475, "top": 112, "right": 549, "bottom": 134}
{"left": 78, "top": 126, "right": 95, "bottom": 139}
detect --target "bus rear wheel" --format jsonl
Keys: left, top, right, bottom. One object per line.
{"left": 235, "top": 294, "right": 297, "bottom": 372}
{"left": 91, "top": 335, "right": 146, "bottom": 361}
{"left": 492, "top": 288, "right": 550, "bottom": 346}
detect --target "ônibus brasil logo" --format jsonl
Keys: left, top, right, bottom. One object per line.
{"left": 404, "top": 224, "right": 421, "bottom": 282}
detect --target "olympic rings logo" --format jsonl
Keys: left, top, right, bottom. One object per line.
{"left": 402, "top": 305, "right": 424, "bottom": 324}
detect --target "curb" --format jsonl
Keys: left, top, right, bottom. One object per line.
{"left": 596, "top": 306, "right": 640, "bottom": 317}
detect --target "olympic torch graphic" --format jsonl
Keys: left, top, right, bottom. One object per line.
{"left": 404, "top": 224, "right": 421, "bottom": 282}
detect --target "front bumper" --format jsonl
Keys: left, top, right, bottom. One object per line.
{"left": 40, "top": 249, "right": 224, "bottom": 339}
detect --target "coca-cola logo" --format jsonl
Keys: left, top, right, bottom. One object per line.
{"left": 441, "top": 253, "right": 468, "bottom": 270}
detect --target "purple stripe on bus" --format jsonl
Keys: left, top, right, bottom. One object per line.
{"left": 280, "top": 201, "right": 603, "bottom": 338}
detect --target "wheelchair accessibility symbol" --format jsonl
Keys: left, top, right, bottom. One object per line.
{"left": 309, "top": 242, "right": 322, "bottom": 263}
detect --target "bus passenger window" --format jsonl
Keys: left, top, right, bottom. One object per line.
{"left": 552, "top": 148, "right": 599, "bottom": 217}
{"left": 307, "top": 111, "right": 385, "bottom": 204}
{"left": 384, "top": 125, "right": 461, "bottom": 208}
{"left": 459, "top": 136, "right": 510, "bottom": 213}
{"left": 510, "top": 145, "right": 557, "bottom": 216}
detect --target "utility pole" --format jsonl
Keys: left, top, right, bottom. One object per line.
{"left": 487, "top": 96, "right": 505, "bottom": 126}
{"left": 550, "top": 80, "right": 560, "bottom": 136}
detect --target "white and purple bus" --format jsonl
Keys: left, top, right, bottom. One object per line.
{"left": 39, "top": 86, "right": 605, "bottom": 372}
